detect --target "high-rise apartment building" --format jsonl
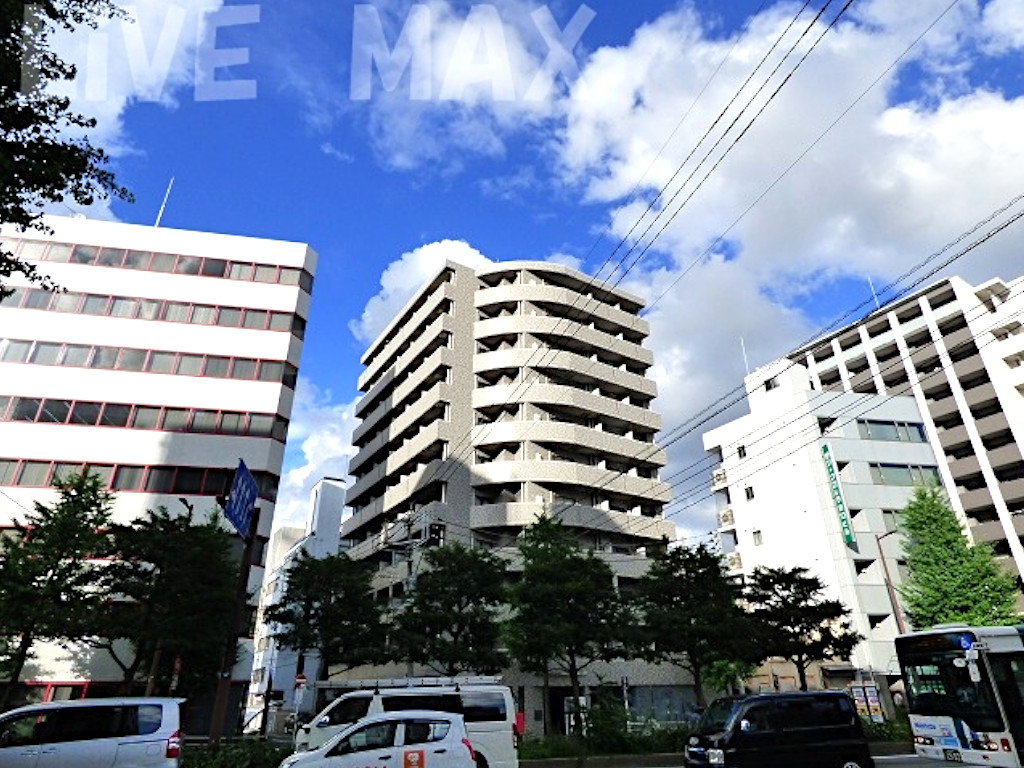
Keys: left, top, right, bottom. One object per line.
{"left": 0, "top": 216, "right": 315, "bottom": 713}
{"left": 703, "top": 274, "right": 1024, "bottom": 686}
{"left": 344, "top": 260, "right": 673, "bottom": 589}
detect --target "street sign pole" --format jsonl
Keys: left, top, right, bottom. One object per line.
{"left": 208, "top": 504, "right": 260, "bottom": 746}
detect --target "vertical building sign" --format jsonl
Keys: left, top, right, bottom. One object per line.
{"left": 821, "top": 444, "right": 855, "bottom": 546}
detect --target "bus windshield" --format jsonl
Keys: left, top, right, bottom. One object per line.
{"left": 901, "top": 648, "right": 1004, "bottom": 733}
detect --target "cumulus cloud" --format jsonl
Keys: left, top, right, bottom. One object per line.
{"left": 349, "top": 239, "right": 493, "bottom": 344}
{"left": 274, "top": 378, "right": 360, "bottom": 529}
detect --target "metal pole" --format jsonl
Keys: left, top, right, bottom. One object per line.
{"left": 876, "top": 531, "right": 907, "bottom": 635}
{"left": 209, "top": 507, "right": 261, "bottom": 745}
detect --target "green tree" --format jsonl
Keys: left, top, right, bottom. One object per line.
{"left": 265, "top": 551, "right": 384, "bottom": 679}
{"left": 391, "top": 543, "right": 508, "bottom": 675}
{"left": 744, "top": 566, "right": 862, "bottom": 691}
{"left": 88, "top": 506, "right": 236, "bottom": 696}
{"left": 899, "top": 486, "right": 1019, "bottom": 628}
{"left": 0, "top": 471, "right": 113, "bottom": 707}
{"left": 637, "top": 543, "right": 756, "bottom": 707}
{"left": 507, "top": 516, "right": 630, "bottom": 736}
{"left": 1, "top": 0, "right": 132, "bottom": 298}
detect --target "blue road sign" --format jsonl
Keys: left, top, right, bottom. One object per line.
{"left": 224, "top": 459, "right": 259, "bottom": 536}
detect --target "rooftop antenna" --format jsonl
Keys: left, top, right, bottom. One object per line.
{"left": 739, "top": 336, "right": 751, "bottom": 376}
{"left": 154, "top": 177, "right": 175, "bottom": 228}
{"left": 867, "top": 276, "right": 881, "bottom": 310}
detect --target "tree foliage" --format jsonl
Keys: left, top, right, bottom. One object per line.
{"left": 391, "top": 543, "right": 508, "bottom": 676}
{"left": 743, "top": 566, "right": 862, "bottom": 691}
{"left": 265, "top": 551, "right": 384, "bottom": 679}
{"left": 89, "top": 506, "right": 236, "bottom": 696}
{"left": 0, "top": 471, "right": 113, "bottom": 706}
{"left": 636, "top": 543, "right": 755, "bottom": 706}
{"left": 899, "top": 486, "right": 1019, "bottom": 629}
{"left": 507, "top": 516, "right": 630, "bottom": 736}
{"left": 1, "top": 0, "right": 132, "bottom": 297}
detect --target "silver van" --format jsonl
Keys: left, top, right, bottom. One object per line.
{"left": 0, "top": 697, "right": 184, "bottom": 767}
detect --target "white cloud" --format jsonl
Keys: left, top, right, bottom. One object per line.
{"left": 274, "top": 378, "right": 360, "bottom": 530}
{"left": 349, "top": 239, "right": 493, "bottom": 344}
{"left": 982, "top": 0, "right": 1024, "bottom": 52}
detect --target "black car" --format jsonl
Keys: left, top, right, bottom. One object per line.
{"left": 683, "top": 691, "right": 875, "bottom": 768}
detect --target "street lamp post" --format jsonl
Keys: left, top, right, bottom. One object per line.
{"left": 876, "top": 530, "right": 907, "bottom": 635}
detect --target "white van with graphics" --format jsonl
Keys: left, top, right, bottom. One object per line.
{"left": 294, "top": 682, "right": 519, "bottom": 768}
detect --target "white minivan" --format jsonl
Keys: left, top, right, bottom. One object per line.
{"left": 295, "top": 684, "right": 519, "bottom": 768}
{"left": 0, "top": 697, "right": 184, "bottom": 767}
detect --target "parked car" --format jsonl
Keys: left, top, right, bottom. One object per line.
{"left": 0, "top": 697, "right": 184, "bottom": 767}
{"left": 683, "top": 690, "right": 875, "bottom": 768}
{"left": 295, "top": 683, "right": 518, "bottom": 768}
{"left": 282, "top": 711, "right": 476, "bottom": 768}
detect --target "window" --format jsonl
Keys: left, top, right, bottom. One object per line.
{"left": 228, "top": 262, "right": 253, "bottom": 280}
{"left": 254, "top": 265, "right": 277, "bottom": 282}
{"left": 0, "top": 460, "right": 16, "bottom": 485}
{"left": 191, "top": 306, "right": 216, "bottom": 325}
{"left": 248, "top": 415, "right": 274, "bottom": 437}
{"left": 191, "top": 410, "right": 218, "bottom": 433}
{"left": 70, "top": 245, "right": 99, "bottom": 264}
{"left": 16, "top": 461, "right": 51, "bottom": 486}
{"left": 882, "top": 510, "right": 898, "bottom": 533}
{"left": 117, "top": 348, "right": 147, "bottom": 371}
{"left": 461, "top": 692, "right": 507, "bottom": 722}
{"left": 325, "top": 696, "right": 372, "bottom": 727}
{"left": 744, "top": 486, "right": 755, "bottom": 501}
{"left": 753, "top": 530, "right": 763, "bottom": 546}
{"left": 220, "top": 413, "right": 245, "bottom": 434}
{"left": 204, "top": 357, "right": 230, "bottom": 378}
{"left": 765, "top": 377, "right": 779, "bottom": 391}
{"left": 123, "top": 250, "right": 151, "bottom": 269}
{"left": 89, "top": 347, "right": 118, "bottom": 369}
{"left": 175, "top": 256, "right": 201, "bottom": 275}
{"left": 161, "top": 409, "right": 190, "bottom": 431}
{"left": 147, "top": 352, "right": 176, "bottom": 374}
{"left": 52, "top": 293, "right": 80, "bottom": 312}
{"left": 403, "top": 720, "right": 451, "bottom": 745}
{"left": 145, "top": 467, "right": 175, "bottom": 492}
{"left": 150, "top": 253, "right": 176, "bottom": 272}
{"left": 869, "top": 463, "right": 941, "bottom": 486}
{"left": 162, "top": 303, "right": 191, "bottom": 323}
{"left": 100, "top": 404, "right": 131, "bottom": 427}
{"left": 30, "top": 343, "right": 61, "bottom": 365}
{"left": 23, "top": 290, "right": 51, "bottom": 310}
{"left": 137, "top": 299, "right": 161, "bottom": 320}
{"left": 82, "top": 295, "right": 109, "bottom": 315}
{"left": 230, "top": 359, "right": 257, "bottom": 380}
{"left": 0, "top": 340, "right": 31, "bottom": 362}
{"left": 132, "top": 407, "right": 161, "bottom": 430}
{"left": 173, "top": 468, "right": 204, "bottom": 494}
{"left": 11, "top": 398, "right": 41, "bottom": 421}
{"left": 243, "top": 310, "right": 267, "bottom": 329}
{"left": 39, "top": 400, "right": 71, "bottom": 423}
{"left": 737, "top": 445, "right": 747, "bottom": 459}
{"left": 70, "top": 402, "right": 102, "bottom": 425}
{"left": 329, "top": 722, "right": 398, "bottom": 756}
{"left": 109, "top": 297, "right": 137, "bottom": 318}
{"left": 201, "top": 259, "right": 227, "bottom": 277}
{"left": 258, "top": 361, "right": 284, "bottom": 382}
{"left": 217, "top": 308, "right": 242, "bottom": 327}
{"left": 61, "top": 345, "right": 92, "bottom": 367}
{"left": 97, "top": 248, "right": 125, "bottom": 267}
{"left": 177, "top": 355, "right": 203, "bottom": 376}
{"left": 52, "top": 463, "right": 84, "bottom": 483}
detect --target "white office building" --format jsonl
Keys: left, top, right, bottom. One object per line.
{"left": 703, "top": 274, "right": 1024, "bottom": 687}
{"left": 0, "top": 216, "right": 315, "bottom": 719}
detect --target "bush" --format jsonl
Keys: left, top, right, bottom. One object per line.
{"left": 860, "top": 712, "right": 912, "bottom": 743}
{"left": 181, "top": 739, "right": 292, "bottom": 768}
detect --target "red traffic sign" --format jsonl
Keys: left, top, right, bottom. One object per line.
{"left": 294, "top": 674, "right": 307, "bottom": 688}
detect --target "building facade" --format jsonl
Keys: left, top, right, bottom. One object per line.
{"left": 0, "top": 216, "right": 315, "bottom": 714}
{"left": 341, "top": 260, "right": 681, "bottom": 732}
{"left": 703, "top": 274, "right": 1024, "bottom": 685}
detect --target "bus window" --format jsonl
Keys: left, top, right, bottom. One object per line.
{"left": 988, "top": 655, "right": 1024, "bottom": 758}
{"left": 902, "top": 655, "right": 1003, "bottom": 732}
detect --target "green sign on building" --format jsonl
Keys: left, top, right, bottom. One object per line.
{"left": 821, "top": 443, "right": 856, "bottom": 546}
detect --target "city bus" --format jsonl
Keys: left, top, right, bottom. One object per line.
{"left": 895, "top": 625, "right": 1024, "bottom": 766}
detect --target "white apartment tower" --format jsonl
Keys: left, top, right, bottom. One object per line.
{"left": 703, "top": 274, "right": 1024, "bottom": 683}
{"left": 344, "top": 260, "right": 674, "bottom": 591}
{"left": 0, "top": 216, "right": 315, "bottom": 715}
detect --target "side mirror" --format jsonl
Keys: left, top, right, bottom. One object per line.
{"left": 316, "top": 716, "right": 331, "bottom": 728}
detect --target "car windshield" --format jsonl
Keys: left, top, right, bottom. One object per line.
{"left": 698, "top": 699, "right": 739, "bottom": 734}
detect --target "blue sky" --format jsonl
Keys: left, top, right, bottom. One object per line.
{"left": 49, "top": 0, "right": 1024, "bottom": 537}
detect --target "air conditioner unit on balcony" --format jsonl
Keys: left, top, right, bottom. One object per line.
{"left": 726, "top": 551, "right": 743, "bottom": 571}
{"left": 719, "top": 507, "right": 735, "bottom": 527}
{"left": 712, "top": 467, "right": 728, "bottom": 486}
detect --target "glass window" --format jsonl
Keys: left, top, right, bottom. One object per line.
{"left": 18, "top": 241, "right": 47, "bottom": 260}
{"left": 217, "top": 307, "right": 241, "bottom": 327}
{"left": 1, "top": 340, "right": 32, "bottom": 362}
{"left": 45, "top": 243, "right": 72, "bottom": 262}
{"left": 871, "top": 421, "right": 900, "bottom": 441}
{"left": 117, "top": 348, "right": 147, "bottom": 371}
{"left": 16, "top": 461, "right": 51, "bottom": 486}
{"left": 137, "top": 299, "right": 161, "bottom": 320}
{"left": 220, "top": 413, "right": 245, "bottom": 434}
{"left": 23, "top": 289, "right": 52, "bottom": 309}
{"left": 403, "top": 720, "right": 450, "bottom": 745}
{"left": 243, "top": 310, "right": 267, "bottom": 329}
{"left": 52, "top": 463, "right": 84, "bottom": 483}
{"left": 97, "top": 248, "right": 126, "bottom": 267}
{"left": 39, "top": 400, "right": 71, "bottom": 423}
{"left": 191, "top": 306, "right": 216, "bottom": 325}
{"left": 147, "top": 351, "right": 177, "bottom": 374}
{"left": 272, "top": 417, "right": 289, "bottom": 442}
{"left": 162, "top": 303, "right": 191, "bottom": 323}
{"left": 178, "top": 355, "right": 203, "bottom": 376}
{"left": 123, "top": 250, "right": 151, "bottom": 269}
{"left": 173, "top": 468, "right": 204, "bottom": 494}
{"left": 89, "top": 347, "right": 119, "bottom": 369}
{"left": 61, "top": 345, "right": 91, "bottom": 366}
{"left": 161, "top": 409, "right": 190, "bottom": 431}
{"left": 0, "top": 395, "right": 8, "bottom": 419}
{"left": 136, "top": 705, "right": 162, "bottom": 736}
{"left": 878, "top": 464, "right": 914, "bottom": 485}
{"left": 30, "top": 343, "right": 62, "bottom": 365}
{"left": 461, "top": 692, "right": 507, "bottom": 722}
{"left": 191, "top": 410, "right": 219, "bottom": 432}
{"left": 150, "top": 253, "right": 176, "bottom": 272}
{"left": 283, "top": 364, "right": 298, "bottom": 389}
{"left": 110, "top": 297, "right": 137, "bottom": 318}
{"left": 11, "top": 398, "right": 41, "bottom": 421}
{"left": 70, "top": 245, "right": 99, "bottom": 264}
{"left": 204, "top": 357, "right": 230, "bottom": 378}
{"left": 228, "top": 263, "right": 253, "bottom": 280}
{"left": 201, "top": 259, "right": 227, "bottom": 277}
{"left": 254, "top": 265, "right": 277, "bottom": 282}
{"left": 0, "top": 459, "right": 18, "bottom": 484}
{"left": 248, "top": 415, "right": 274, "bottom": 437}
{"left": 52, "top": 292, "right": 81, "bottom": 312}
{"left": 300, "top": 271, "right": 314, "bottom": 293}
{"left": 230, "top": 359, "right": 257, "bottom": 380}
{"left": 258, "top": 361, "right": 284, "bottom": 382}
{"left": 279, "top": 267, "right": 301, "bottom": 286}
{"left": 82, "top": 295, "right": 109, "bottom": 315}
{"left": 86, "top": 465, "right": 114, "bottom": 486}
{"left": 329, "top": 721, "right": 398, "bottom": 756}
{"left": 100, "top": 404, "right": 131, "bottom": 427}
{"left": 203, "top": 468, "right": 232, "bottom": 495}
{"left": 175, "top": 256, "right": 201, "bottom": 275}
{"left": 0, "top": 711, "right": 48, "bottom": 746}
{"left": 269, "top": 313, "right": 291, "bottom": 331}
{"left": 145, "top": 467, "right": 175, "bottom": 493}
{"left": 70, "top": 402, "right": 102, "bottom": 425}
{"left": 2, "top": 287, "right": 26, "bottom": 306}
{"left": 112, "top": 465, "right": 144, "bottom": 490}
{"left": 132, "top": 407, "right": 161, "bottom": 430}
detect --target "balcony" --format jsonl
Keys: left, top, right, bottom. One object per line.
{"left": 712, "top": 466, "right": 728, "bottom": 489}
{"left": 725, "top": 551, "right": 743, "bottom": 571}
{"left": 718, "top": 507, "right": 735, "bottom": 527}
